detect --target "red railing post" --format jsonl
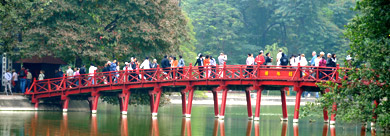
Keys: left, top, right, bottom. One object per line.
{"left": 33, "top": 78, "right": 37, "bottom": 92}
{"left": 48, "top": 80, "right": 51, "bottom": 92}
{"left": 216, "top": 64, "right": 220, "bottom": 79}
{"left": 223, "top": 62, "right": 226, "bottom": 79}
{"left": 257, "top": 63, "right": 261, "bottom": 79}
{"left": 335, "top": 64, "right": 340, "bottom": 81}
{"left": 297, "top": 63, "right": 301, "bottom": 80}
{"left": 93, "top": 70, "right": 96, "bottom": 85}
{"left": 62, "top": 74, "right": 66, "bottom": 89}
{"left": 189, "top": 63, "right": 193, "bottom": 80}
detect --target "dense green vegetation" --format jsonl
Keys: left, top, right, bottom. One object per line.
{"left": 182, "top": 0, "right": 355, "bottom": 64}
{"left": 0, "top": 0, "right": 195, "bottom": 66}
{"left": 302, "top": 0, "right": 390, "bottom": 131}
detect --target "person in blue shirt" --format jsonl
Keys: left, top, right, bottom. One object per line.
{"left": 310, "top": 51, "right": 316, "bottom": 66}
{"left": 177, "top": 55, "right": 185, "bottom": 79}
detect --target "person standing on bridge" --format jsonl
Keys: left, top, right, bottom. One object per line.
{"left": 265, "top": 52, "right": 272, "bottom": 66}
{"left": 140, "top": 57, "right": 151, "bottom": 80}
{"left": 276, "top": 49, "right": 283, "bottom": 66}
{"left": 177, "top": 55, "right": 185, "bottom": 79}
{"left": 245, "top": 53, "right": 255, "bottom": 78}
{"left": 130, "top": 58, "right": 138, "bottom": 82}
{"left": 218, "top": 53, "right": 227, "bottom": 77}
{"left": 161, "top": 55, "right": 170, "bottom": 75}
{"left": 12, "top": 69, "right": 18, "bottom": 93}
{"left": 210, "top": 56, "right": 216, "bottom": 78}
{"left": 279, "top": 53, "right": 289, "bottom": 68}
{"left": 194, "top": 54, "right": 204, "bottom": 78}
{"left": 204, "top": 55, "right": 210, "bottom": 77}
{"left": 310, "top": 51, "right": 316, "bottom": 66}
{"left": 26, "top": 69, "right": 32, "bottom": 90}
{"left": 255, "top": 51, "right": 265, "bottom": 65}
{"left": 88, "top": 64, "right": 97, "bottom": 85}
{"left": 66, "top": 66, "right": 74, "bottom": 87}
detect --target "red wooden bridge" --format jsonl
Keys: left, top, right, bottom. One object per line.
{"left": 25, "top": 63, "right": 345, "bottom": 124}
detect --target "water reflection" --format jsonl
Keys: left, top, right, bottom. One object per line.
{"left": 293, "top": 123, "right": 299, "bottom": 136}
{"left": 320, "top": 123, "right": 328, "bottom": 136}
{"left": 121, "top": 115, "right": 128, "bottom": 136}
{"left": 91, "top": 114, "right": 98, "bottom": 135}
{"left": 211, "top": 119, "right": 226, "bottom": 136}
{"left": 330, "top": 125, "right": 336, "bottom": 136}
{"left": 281, "top": 122, "right": 288, "bottom": 136}
{"left": 150, "top": 118, "right": 159, "bottom": 136}
{"left": 246, "top": 120, "right": 252, "bottom": 136}
{"left": 180, "top": 118, "right": 192, "bottom": 136}
{"left": 60, "top": 113, "right": 68, "bottom": 136}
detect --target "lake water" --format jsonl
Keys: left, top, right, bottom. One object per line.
{"left": 0, "top": 104, "right": 379, "bottom": 136}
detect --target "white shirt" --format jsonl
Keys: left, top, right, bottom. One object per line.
{"left": 315, "top": 57, "right": 321, "bottom": 66}
{"left": 300, "top": 57, "right": 308, "bottom": 66}
{"left": 140, "top": 59, "right": 150, "bottom": 69}
{"left": 290, "top": 58, "right": 297, "bottom": 66}
{"left": 218, "top": 55, "right": 227, "bottom": 65}
{"left": 246, "top": 57, "right": 254, "bottom": 65}
{"left": 12, "top": 72, "right": 18, "bottom": 81}
{"left": 67, "top": 68, "right": 74, "bottom": 78}
{"left": 4, "top": 72, "right": 12, "bottom": 81}
{"left": 276, "top": 52, "right": 282, "bottom": 65}
{"left": 89, "top": 66, "right": 97, "bottom": 76}
{"left": 210, "top": 58, "right": 216, "bottom": 66}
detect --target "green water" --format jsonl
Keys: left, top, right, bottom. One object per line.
{"left": 0, "top": 105, "right": 379, "bottom": 136}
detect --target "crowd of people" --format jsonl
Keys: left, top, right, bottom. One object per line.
{"left": 3, "top": 67, "right": 35, "bottom": 95}
{"left": 3, "top": 50, "right": 338, "bottom": 95}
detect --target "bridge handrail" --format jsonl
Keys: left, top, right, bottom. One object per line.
{"left": 25, "top": 64, "right": 347, "bottom": 94}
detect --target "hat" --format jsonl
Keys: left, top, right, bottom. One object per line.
{"left": 107, "top": 61, "right": 112, "bottom": 64}
{"left": 125, "top": 62, "right": 129, "bottom": 65}
{"left": 327, "top": 53, "right": 331, "bottom": 56}
{"left": 320, "top": 52, "right": 325, "bottom": 55}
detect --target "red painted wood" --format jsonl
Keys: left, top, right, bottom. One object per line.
{"left": 280, "top": 88, "right": 288, "bottom": 119}
{"left": 212, "top": 91, "right": 219, "bottom": 117}
{"left": 254, "top": 87, "right": 263, "bottom": 118}
{"left": 219, "top": 89, "right": 228, "bottom": 117}
{"left": 245, "top": 90, "right": 253, "bottom": 118}
{"left": 181, "top": 91, "right": 186, "bottom": 116}
{"left": 330, "top": 102, "right": 337, "bottom": 122}
{"left": 186, "top": 89, "right": 194, "bottom": 115}
{"left": 294, "top": 87, "right": 303, "bottom": 120}
{"left": 62, "top": 97, "right": 69, "bottom": 110}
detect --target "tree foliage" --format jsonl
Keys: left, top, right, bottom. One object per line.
{"left": 302, "top": 0, "right": 390, "bottom": 131}
{"left": 1, "top": 0, "right": 193, "bottom": 66}
{"left": 182, "top": 0, "right": 355, "bottom": 64}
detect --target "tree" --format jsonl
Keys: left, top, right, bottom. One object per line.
{"left": 264, "top": 43, "right": 288, "bottom": 65}
{"left": 302, "top": 0, "right": 390, "bottom": 131}
{"left": 1, "top": 0, "right": 190, "bottom": 66}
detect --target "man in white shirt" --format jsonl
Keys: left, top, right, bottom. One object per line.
{"left": 276, "top": 49, "right": 283, "bottom": 66}
{"left": 245, "top": 54, "right": 255, "bottom": 78}
{"left": 140, "top": 57, "right": 151, "bottom": 80}
{"left": 88, "top": 64, "right": 97, "bottom": 85}
{"left": 218, "top": 53, "right": 227, "bottom": 66}
{"left": 3, "top": 69, "right": 13, "bottom": 95}
{"left": 66, "top": 66, "right": 74, "bottom": 87}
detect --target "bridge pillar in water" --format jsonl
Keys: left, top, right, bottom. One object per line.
{"left": 88, "top": 92, "right": 100, "bottom": 114}
{"left": 254, "top": 86, "right": 264, "bottom": 121}
{"left": 245, "top": 89, "right": 253, "bottom": 120}
{"left": 218, "top": 86, "right": 228, "bottom": 120}
{"left": 330, "top": 102, "right": 337, "bottom": 125}
{"left": 293, "top": 87, "right": 303, "bottom": 123}
{"left": 280, "top": 87, "right": 288, "bottom": 121}
{"left": 149, "top": 87, "right": 162, "bottom": 117}
{"left": 323, "top": 88, "right": 330, "bottom": 123}
{"left": 118, "top": 90, "right": 131, "bottom": 115}
{"left": 61, "top": 95, "right": 70, "bottom": 113}
{"left": 212, "top": 90, "right": 219, "bottom": 118}
{"left": 31, "top": 98, "right": 39, "bottom": 110}
{"left": 181, "top": 86, "right": 194, "bottom": 118}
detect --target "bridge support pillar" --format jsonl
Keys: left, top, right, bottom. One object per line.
{"left": 34, "top": 102, "right": 39, "bottom": 111}
{"left": 330, "top": 102, "right": 337, "bottom": 125}
{"left": 218, "top": 88, "right": 228, "bottom": 120}
{"left": 371, "top": 100, "right": 379, "bottom": 127}
{"left": 118, "top": 92, "right": 131, "bottom": 115}
{"left": 62, "top": 96, "right": 70, "bottom": 113}
{"left": 181, "top": 87, "right": 194, "bottom": 118}
{"left": 254, "top": 86, "right": 263, "bottom": 121}
{"left": 323, "top": 88, "right": 330, "bottom": 123}
{"left": 280, "top": 87, "right": 288, "bottom": 121}
{"left": 212, "top": 90, "right": 219, "bottom": 118}
{"left": 293, "top": 87, "right": 303, "bottom": 123}
{"left": 150, "top": 87, "right": 162, "bottom": 117}
{"left": 245, "top": 90, "right": 253, "bottom": 119}
{"left": 88, "top": 93, "right": 100, "bottom": 114}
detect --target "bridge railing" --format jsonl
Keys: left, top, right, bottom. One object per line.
{"left": 25, "top": 64, "right": 346, "bottom": 95}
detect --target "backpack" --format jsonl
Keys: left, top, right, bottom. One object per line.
{"left": 280, "top": 56, "right": 288, "bottom": 65}
{"left": 19, "top": 70, "right": 26, "bottom": 77}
